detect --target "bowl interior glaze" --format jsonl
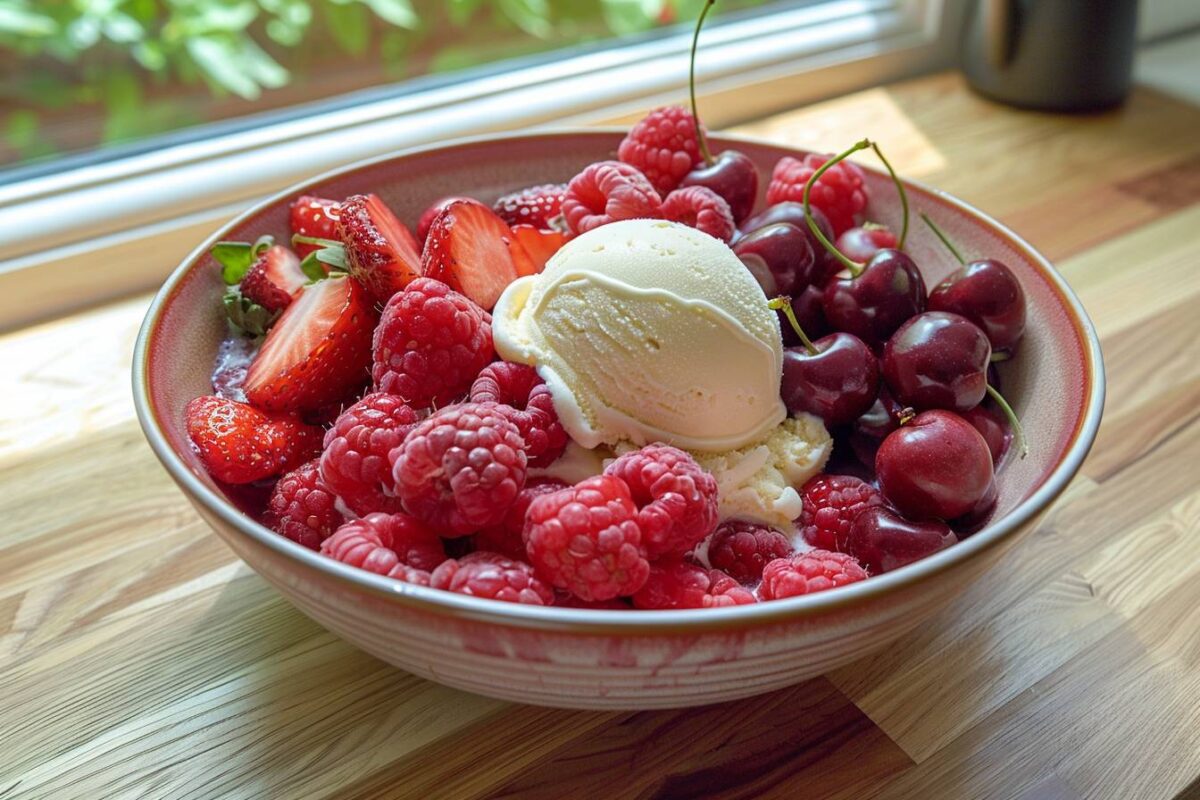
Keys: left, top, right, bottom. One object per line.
{"left": 136, "top": 130, "right": 1103, "bottom": 632}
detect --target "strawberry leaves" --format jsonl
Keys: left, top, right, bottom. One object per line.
{"left": 222, "top": 288, "right": 278, "bottom": 337}
{"left": 293, "top": 234, "right": 350, "bottom": 280}
{"left": 212, "top": 235, "right": 275, "bottom": 284}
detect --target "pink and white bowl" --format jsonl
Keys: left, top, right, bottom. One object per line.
{"left": 133, "top": 130, "right": 1104, "bottom": 710}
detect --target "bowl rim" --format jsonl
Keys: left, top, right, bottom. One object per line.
{"left": 132, "top": 127, "right": 1105, "bottom": 635}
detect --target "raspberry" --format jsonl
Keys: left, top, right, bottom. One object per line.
{"left": 473, "top": 477, "right": 568, "bottom": 561}
{"left": 760, "top": 550, "right": 867, "bottom": 599}
{"left": 798, "top": 475, "right": 886, "bottom": 552}
{"left": 492, "top": 183, "right": 567, "bottom": 230}
{"left": 469, "top": 362, "right": 567, "bottom": 467}
{"left": 660, "top": 185, "right": 735, "bottom": 243}
{"left": 267, "top": 459, "right": 345, "bottom": 550}
{"left": 603, "top": 444, "right": 719, "bottom": 559}
{"left": 561, "top": 161, "right": 663, "bottom": 236}
{"left": 320, "top": 512, "right": 445, "bottom": 577}
{"left": 525, "top": 475, "right": 650, "bottom": 601}
{"left": 319, "top": 392, "right": 421, "bottom": 516}
{"left": 632, "top": 560, "right": 756, "bottom": 609}
{"left": 617, "top": 106, "right": 704, "bottom": 195}
{"left": 431, "top": 551, "right": 554, "bottom": 605}
{"left": 390, "top": 402, "right": 527, "bottom": 537}
{"left": 705, "top": 520, "right": 793, "bottom": 583}
{"left": 766, "top": 154, "right": 869, "bottom": 236}
{"left": 372, "top": 278, "right": 495, "bottom": 409}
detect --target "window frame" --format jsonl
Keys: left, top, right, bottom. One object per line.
{"left": 0, "top": 0, "right": 957, "bottom": 330}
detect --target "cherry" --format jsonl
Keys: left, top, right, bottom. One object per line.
{"left": 771, "top": 298, "right": 879, "bottom": 427}
{"left": 679, "top": 0, "right": 758, "bottom": 224}
{"left": 822, "top": 250, "right": 927, "bottom": 350}
{"left": 740, "top": 202, "right": 837, "bottom": 282}
{"left": 882, "top": 311, "right": 991, "bottom": 413}
{"left": 961, "top": 403, "right": 1010, "bottom": 464}
{"left": 783, "top": 284, "right": 830, "bottom": 346}
{"left": 953, "top": 477, "right": 998, "bottom": 534}
{"left": 682, "top": 151, "right": 757, "bottom": 225}
{"left": 921, "top": 213, "right": 1027, "bottom": 352}
{"left": 836, "top": 223, "right": 897, "bottom": 263}
{"left": 805, "top": 140, "right": 926, "bottom": 349}
{"left": 846, "top": 506, "right": 957, "bottom": 573}
{"left": 733, "top": 223, "right": 816, "bottom": 296}
{"left": 875, "top": 409, "right": 994, "bottom": 521}
{"left": 848, "top": 384, "right": 907, "bottom": 466}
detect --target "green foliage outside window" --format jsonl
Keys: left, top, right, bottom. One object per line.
{"left": 0, "top": 0, "right": 769, "bottom": 166}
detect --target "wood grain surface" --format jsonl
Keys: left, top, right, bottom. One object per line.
{"left": 3, "top": 73, "right": 1200, "bottom": 800}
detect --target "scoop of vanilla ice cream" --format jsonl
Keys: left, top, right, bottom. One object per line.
{"left": 690, "top": 414, "right": 832, "bottom": 529}
{"left": 491, "top": 219, "right": 786, "bottom": 452}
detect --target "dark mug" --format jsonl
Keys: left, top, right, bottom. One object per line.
{"left": 960, "top": 0, "right": 1139, "bottom": 111}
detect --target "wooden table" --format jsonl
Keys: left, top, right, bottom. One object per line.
{"left": 3, "top": 72, "right": 1200, "bottom": 799}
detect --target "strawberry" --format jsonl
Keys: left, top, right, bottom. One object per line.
{"left": 507, "top": 224, "right": 567, "bottom": 276}
{"left": 239, "top": 245, "right": 307, "bottom": 313}
{"left": 336, "top": 193, "right": 422, "bottom": 303}
{"left": 416, "top": 196, "right": 470, "bottom": 245}
{"left": 421, "top": 199, "right": 520, "bottom": 310}
{"left": 289, "top": 196, "right": 341, "bottom": 257}
{"left": 184, "top": 395, "right": 321, "bottom": 484}
{"left": 244, "top": 275, "right": 376, "bottom": 413}
{"left": 493, "top": 183, "right": 566, "bottom": 229}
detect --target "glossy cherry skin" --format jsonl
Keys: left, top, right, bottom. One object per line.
{"left": 960, "top": 404, "right": 1010, "bottom": 464}
{"left": 875, "top": 409, "right": 994, "bottom": 521}
{"left": 781, "top": 285, "right": 830, "bottom": 348}
{"left": 733, "top": 223, "right": 816, "bottom": 297}
{"left": 822, "top": 249, "right": 927, "bottom": 350}
{"left": 681, "top": 149, "right": 758, "bottom": 224}
{"left": 882, "top": 311, "right": 991, "bottom": 413}
{"left": 953, "top": 477, "right": 998, "bottom": 534}
{"left": 740, "top": 202, "right": 838, "bottom": 282}
{"left": 846, "top": 506, "right": 957, "bottom": 573}
{"left": 848, "top": 384, "right": 905, "bottom": 466}
{"left": 928, "top": 259, "right": 1026, "bottom": 351}
{"left": 781, "top": 333, "right": 879, "bottom": 427}
{"left": 836, "top": 225, "right": 897, "bottom": 263}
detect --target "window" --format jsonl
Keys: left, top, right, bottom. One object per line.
{"left": 0, "top": 0, "right": 955, "bottom": 329}
{"left": 1, "top": 0, "right": 778, "bottom": 182}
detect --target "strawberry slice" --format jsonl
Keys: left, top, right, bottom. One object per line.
{"left": 245, "top": 275, "right": 376, "bottom": 413}
{"left": 290, "top": 196, "right": 341, "bottom": 257}
{"left": 416, "top": 196, "right": 471, "bottom": 245}
{"left": 507, "top": 225, "right": 568, "bottom": 276}
{"left": 336, "top": 193, "right": 422, "bottom": 303}
{"left": 240, "top": 245, "right": 306, "bottom": 313}
{"left": 422, "top": 199, "right": 520, "bottom": 310}
{"left": 184, "top": 395, "right": 322, "bottom": 484}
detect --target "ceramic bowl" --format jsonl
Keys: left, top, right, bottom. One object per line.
{"left": 133, "top": 131, "right": 1104, "bottom": 710}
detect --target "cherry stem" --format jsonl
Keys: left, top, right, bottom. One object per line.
{"left": 990, "top": 351, "right": 1011, "bottom": 363}
{"left": 768, "top": 296, "right": 819, "bottom": 355}
{"left": 920, "top": 213, "right": 966, "bottom": 266}
{"left": 870, "top": 142, "right": 908, "bottom": 250}
{"left": 986, "top": 384, "right": 1028, "bottom": 459}
{"left": 689, "top": 0, "right": 716, "bottom": 167}
{"left": 804, "top": 138, "right": 871, "bottom": 277}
